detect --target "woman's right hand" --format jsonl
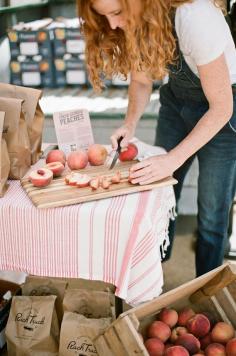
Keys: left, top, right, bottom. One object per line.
{"left": 110, "top": 122, "right": 136, "bottom": 149}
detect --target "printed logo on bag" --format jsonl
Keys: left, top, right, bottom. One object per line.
{"left": 15, "top": 307, "right": 45, "bottom": 332}
{"left": 67, "top": 336, "right": 98, "bottom": 355}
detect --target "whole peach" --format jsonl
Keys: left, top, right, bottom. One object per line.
{"left": 67, "top": 150, "right": 88, "bottom": 170}
{"left": 46, "top": 149, "right": 66, "bottom": 166}
{"left": 205, "top": 342, "right": 226, "bottom": 356}
{"left": 147, "top": 320, "right": 171, "bottom": 343}
{"left": 119, "top": 143, "right": 138, "bottom": 161}
{"left": 170, "top": 327, "right": 188, "bottom": 343}
{"left": 226, "top": 337, "right": 236, "bottom": 356}
{"left": 88, "top": 144, "right": 108, "bottom": 166}
{"left": 175, "top": 333, "right": 200, "bottom": 354}
{"left": 211, "top": 322, "right": 235, "bottom": 344}
{"left": 201, "top": 311, "right": 218, "bottom": 329}
{"left": 200, "top": 333, "right": 212, "bottom": 350}
{"left": 164, "top": 345, "right": 190, "bottom": 356}
{"left": 186, "top": 314, "right": 210, "bottom": 338}
{"left": 178, "top": 308, "right": 196, "bottom": 326}
{"left": 158, "top": 308, "right": 178, "bottom": 328}
{"left": 144, "top": 338, "right": 165, "bottom": 356}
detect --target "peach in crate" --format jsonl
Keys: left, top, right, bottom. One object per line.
{"left": 94, "top": 263, "right": 236, "bottom": 356}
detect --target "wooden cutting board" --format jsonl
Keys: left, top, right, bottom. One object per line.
{"left": 21, "top": 161, "right": 177, "bottom": 209}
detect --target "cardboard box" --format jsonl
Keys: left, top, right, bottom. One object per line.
{"left": 8, "top": 29, "right": 53, "bottom": 58}
{"left": 0, "top": 280, "right": 21, "bottom": 349}
{"left": 95, "top": 263, "right": 236, "bottom": 355}
{"left": 54, "top": 56, "right": 87, "bottom": 86}
{"left": 53, "top": 27, "right": 85, "bottom": 57}
{"left": 10, "top": 57, "right": 55, "bottom": 88}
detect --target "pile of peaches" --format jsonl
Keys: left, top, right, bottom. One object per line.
{"left": 28, "top": 143, "right": 138, "bottom": 188}
{"left": 143, "top": 307, "right": 236, "bottom": 355}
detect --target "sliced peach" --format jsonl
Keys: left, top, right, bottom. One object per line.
{"left": 76, "top": 174, "right": 91, "bottom": 188}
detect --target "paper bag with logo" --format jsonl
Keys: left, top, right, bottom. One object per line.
{"left": 59, "top": 312, "right": 111, "bottom": 356}
{"left": 0, "top": 97, "right": 31, "bottom": 179}
{"left": 63, "top": 289, "right": 114, "bottom": 319}
{"left": 0, "top": 112, "right": 10, "bottom": 197}
{"left": 5, "top": 295, "right": 59, "bottom": 356}
{"left": 22, "top": 276, "right": 67, "bottom": 324}
{"left": 0, "top": 83, "right": 44, "bottom": 164}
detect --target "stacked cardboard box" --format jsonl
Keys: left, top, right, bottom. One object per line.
{"left": 52, "top": 18, "right": 88, "bottom": 87}
{"left": 8, "top": 19, "right": 55, "bottom": 88}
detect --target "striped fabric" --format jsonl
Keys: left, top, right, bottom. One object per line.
{"left": 0, "top": 145, "right": 176, "bottom": 305}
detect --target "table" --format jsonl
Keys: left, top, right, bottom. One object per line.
{"left": 0, "top": 142, "right": 176, "bottom": 306}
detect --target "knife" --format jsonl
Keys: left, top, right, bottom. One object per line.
{"left": 109, "top": 136, "right": 123, "bottom": 170}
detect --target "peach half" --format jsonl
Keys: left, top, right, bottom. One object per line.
{"left": 45, "top": 161, "right": 64, "bottom": 177}
{"left": 29, "top": 168, "right": 53, "bottom": 187}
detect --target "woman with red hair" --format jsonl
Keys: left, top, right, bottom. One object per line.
{"left": 77, "top": 0, "right": 236, "bottom": 277}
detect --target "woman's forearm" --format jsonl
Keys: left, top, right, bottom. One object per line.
{"left": 124, "top": 80, "right": 153, "bottom": 129}
{"left": 169, "top": 107, "right": 233, "bottom": 167}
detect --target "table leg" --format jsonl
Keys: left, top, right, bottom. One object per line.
{"left": 115, "top": 296, "right": 123, "bottom": 318}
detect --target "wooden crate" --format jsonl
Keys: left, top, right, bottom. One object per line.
{"left": 95, "top": 263, "right": 236, "bottom": 356}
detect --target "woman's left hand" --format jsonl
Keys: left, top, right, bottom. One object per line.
{"left": 129, "top": 153, "right": 179, "bottom": 185}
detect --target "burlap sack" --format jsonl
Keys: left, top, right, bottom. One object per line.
{"left": 0, "top": 83, "right": 44, "bottom": 164}
{"left": 0, "top": 111, "right": 10, "bottom": 196}
{"left": 0, "top": 97, "right": 31, "bottom": 179}
{"left": 59, "top": 312, "right": 111, "bottom": 356}
{"left": 63, "top": 289, "right": 113, "bottom": 319}
{"left": 22, "top": 276, "right": 68, "bottom": 325}
{"left": 5, "top": 295, "right": 59, "bottom": 356}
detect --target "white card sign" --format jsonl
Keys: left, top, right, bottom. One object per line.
{"left": 53, "top": 109, "right": 94, "bottom": 155}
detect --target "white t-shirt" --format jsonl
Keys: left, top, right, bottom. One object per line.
{"left": 175, "top": 0, "right": 236, "bottom": 83}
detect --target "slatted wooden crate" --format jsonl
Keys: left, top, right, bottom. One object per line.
{"left": 95, "top": 263, "right": 236, "bottom": 356}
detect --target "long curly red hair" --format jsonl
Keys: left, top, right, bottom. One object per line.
{"left": 77, "top": 0, "right": 226, "bottom": 91}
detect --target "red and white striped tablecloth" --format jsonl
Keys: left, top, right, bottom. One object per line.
{"left": 0, "top": 143, "right": 176, "bottom": 305}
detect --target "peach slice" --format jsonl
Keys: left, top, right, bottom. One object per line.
{"left": 45, "top": 161, "right": 64, "bottom": 177}
{"left": 101, "top": 177, "right": 111, "bottom": 189}
{"left": 29, "top": 168, "right": 53, "bottom": 187}
{"left": 90, "top": 177, "right": 99, "bottom": 190}
{"left": 111, "top": 171, "right": 121, "bottom": 184}
{"left": 68, "top": 173, "right": 84, "bottom": 186}
{"left": 76, "top": 174, "right": 91, "bottom": 188}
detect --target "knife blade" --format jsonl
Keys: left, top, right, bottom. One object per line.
{"left": 109, "top": 136, "right": 123, "bottom": 170}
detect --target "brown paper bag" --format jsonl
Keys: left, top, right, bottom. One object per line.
{"left": 5, "top": 295, "right": 59, "bottom": 355}
{"left": 22, "top": 276, "right": 68, "bottom": 325}
{"left": 0, "top": 111, "right": 10, "bottom": 196}
{"left": 59, "top": 312, "right": 111, "bottom": 356}
{"left": 0, "top": 83, "right": 44, "bottom": 164}
{"left": 63, "top": 289, "right": 114, "bottom": 319}
{"left": 0, "top": 97, "right": 31, "bottom": 179}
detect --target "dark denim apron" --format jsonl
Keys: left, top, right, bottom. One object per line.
{"left": 155, "top": 31, "right": 236, "bottom": 276}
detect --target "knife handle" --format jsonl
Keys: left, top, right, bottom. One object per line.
{"left": 117, "top": 136, "right": 123, "bottom": 152}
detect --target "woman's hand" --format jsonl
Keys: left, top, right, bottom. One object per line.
{"left": 129, "top": 152, "right": 180, "bottom": 185}
{"left": 110, "top": 122, "right": 136, "bottom": 149}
